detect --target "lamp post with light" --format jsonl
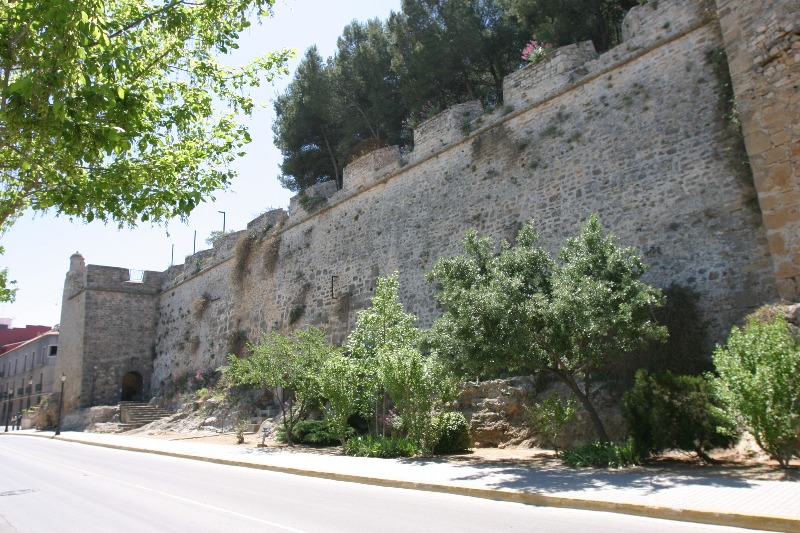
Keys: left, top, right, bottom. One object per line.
{"left": 55, "top": 373, "right": 66, "bottom": 436}
{"left": 4, "top": 387, "right": 11, "bottom": 432}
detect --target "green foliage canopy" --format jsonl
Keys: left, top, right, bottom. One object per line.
{"left": 1, "top": 0, "right": 293, "bottom": 232}
{"left": 221, "top": 326, "right": 335, "bottom": 445}
{"left": 273, "top": 47, "right": 342, "bottom": 192}
{"left": 622, "top": 369, "right": 738, "bottom": 461}
{"left": 347, "top": 272, "right": 420, "bottom": 361}
{"left": 711, "top": 315, "right": 800, "bottom": 468}
{"left": 428, "top": 214, "right": 667, "bottom": 441}
{"left": 501, "top": 0, "right": 639, "bottom": 52}
{"left": 380, "top": 345, "right": 460, "bottom": 454}
{"left": 273, "top": 0, "right": 531, "bottom": 193}
{"left": 318, "top": 353, "right": 370, "bottom": 446}
{"left": 345, "top": 272, "right": 458, "bottom": 453}
{"left": 388, "top": 0, "right": 527, "bottom": 115}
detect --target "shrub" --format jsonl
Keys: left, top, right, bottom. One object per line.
{"left": 711, "top": 315, "right": 800, "bottom": 468}
{"left": 319, "top": 353, "right": 370, "bottom": 446}
{"left": 191, "top": 292, "right": 212, "bottom": 319}
{"left": 525, "top": 392, "right": 578, "bottom": 457}
{"left": 622, "top": 370, "right": 738, "bottom": 461}
{"left": 233, "top": 419, "right": 249, "bottom": 444}
{"left": 380, "top": 346, "right": 460, "bottom": 454}
{"left": 275, "top": 419, "right": 348, "bottom": 446}
{"left": 433, "top": 412, "right": 471, "bottom": 454}
{"left": 562, "top": 439, "right": 640, "bottom": 468}
{"left": 343, "top": 435, "right": 419, "bottom": 458}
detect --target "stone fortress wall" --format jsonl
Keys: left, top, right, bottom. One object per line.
{"left": 56, "top": 0, "right": 799, "bottom": 405}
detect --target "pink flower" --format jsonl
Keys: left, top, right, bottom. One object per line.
{"left": 521, "top": 39, "right": 556, "bottom": 64}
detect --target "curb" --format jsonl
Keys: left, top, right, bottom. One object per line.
{"left": 8, "top": 432, "right": 799, "bottom": 532}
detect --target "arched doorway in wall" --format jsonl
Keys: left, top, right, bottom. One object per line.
{"left": 120, "top": 371, "right": 143, "bottom": 401}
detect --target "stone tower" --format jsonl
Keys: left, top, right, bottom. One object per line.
{"left": 56, "top": 254, "right": 164, "bottom": 411}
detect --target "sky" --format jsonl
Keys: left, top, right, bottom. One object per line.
{"left": 0, "top": 0, "right": 402, "bottom": 328}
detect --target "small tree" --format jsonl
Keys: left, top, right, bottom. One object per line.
{"left": 318, "top": 353, "right": 370, "bottom": 446}
{"left": 711, "top": 316, "right": 800, "bottom": 468}
{"left": 428, "top": 214, "right": 667, "bottom": 442}
{"left": 347, "top": 272, "right": 420, "bottom": 435}
{"left": 347, "top": 272, "right": 420, "bottom": 359}
{"left": 221, "top": 326, "right": 333, "bottom": 446}
{"left": 379, "top": 346, "right": 460, "bottom": 454}
{"left": 525, "top": 392, "right": 578, "bottom": 457}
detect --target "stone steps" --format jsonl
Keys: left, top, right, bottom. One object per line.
{"left": 118, "top": 402, "right": 173, "bottom": 431}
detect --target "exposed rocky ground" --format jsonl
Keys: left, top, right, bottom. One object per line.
{"left": 60, "top": 382, "right": 789, "bottom": 480}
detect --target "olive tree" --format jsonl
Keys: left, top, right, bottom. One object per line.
{"left": 428, "top": 214, "right": 667, "bottom": 441}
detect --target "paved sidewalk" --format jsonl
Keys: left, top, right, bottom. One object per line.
{"left": 5, "top": 430, "right": 800, "bottom": 532}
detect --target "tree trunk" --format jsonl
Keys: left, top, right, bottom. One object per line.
{"left": 319, "top": 126, "right": 341, "bottom": 189}
{"left": 549, "top": 369, "right": 610, "bottom": 442}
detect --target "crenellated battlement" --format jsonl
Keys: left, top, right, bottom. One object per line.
{"left": 84, "top": 265, "right": 163, "bottom": 294}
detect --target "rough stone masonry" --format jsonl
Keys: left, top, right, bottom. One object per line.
{"left": 56, "top": 0, "right": 798, "bottom": 413}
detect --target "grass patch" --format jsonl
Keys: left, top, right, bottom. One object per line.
{"left": 562, "top": 439, "right": 640, "bottom": 468}
{"left": 343, "top": 435, "right": 420, "bottom": 458}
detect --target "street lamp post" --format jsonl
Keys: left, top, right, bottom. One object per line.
{"left": 4, "top": 388, "right": 11, "bottom": 432}
{"left": 218, "top": 211, "right": 226, "bottom": 234}
{"left": 55, "top": 373, "right": 66, "bottom": 436}
{"left": 26, "top": 378, "right": 32, "bottom": 409}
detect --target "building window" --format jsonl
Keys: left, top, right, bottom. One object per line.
{"left": 48, "top": 346, "right": 58, "bottom": 357}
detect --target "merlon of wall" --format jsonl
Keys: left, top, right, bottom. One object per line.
{"left": 342, "top": 146, "right": 402, "bottom": 195}
{"left": 504, "top": 41, "right": 597, "bottom": 110}
{"left": 412, "top": 101, "right": 485, "bottom": 159}
{"left": 287, "top": 180, "right": 338, "bottom": 223}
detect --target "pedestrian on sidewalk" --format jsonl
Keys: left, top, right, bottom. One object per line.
{"left": 15, "top": 412, "right": 22, "bottom": 430}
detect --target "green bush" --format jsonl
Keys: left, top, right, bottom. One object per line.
{"left": 275, "top": 419, "right": 349, "bottom": 446}
{"left": 562, "top": 439, "right": 640, "bottom": 468}
{"left": 343, "top": 435, "right": 420, "bottom": 458}
{"left": 433, "top": 412, "right": 471, "bottom": 454}
{"left": 622, "top": 370, "right": 738, "bottom": 461}
{"left": 712, "top": 315, "right": 800, "bottom": 468}
{"left": 524, "top": 392, "right": 578, "bottom": 457}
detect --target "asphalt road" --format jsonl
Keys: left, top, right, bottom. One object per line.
{"left": 0, "top": 436, "right": 752, "bottom": 532}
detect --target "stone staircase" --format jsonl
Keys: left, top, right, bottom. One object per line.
{"left": 118, "top": 402, "right": 173, "bottom": 431}
{"left": 245, "top": 407, "right": 278, "bottom": 433}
